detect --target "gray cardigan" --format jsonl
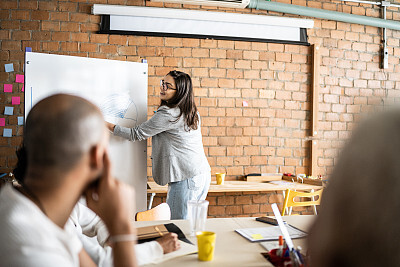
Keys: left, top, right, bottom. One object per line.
{"left": 113, "top": 106, "right": 210, "bottom": 186}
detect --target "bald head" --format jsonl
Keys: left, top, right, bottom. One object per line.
{"left": 24, "top": 94, "right": 106, "bottom": 172}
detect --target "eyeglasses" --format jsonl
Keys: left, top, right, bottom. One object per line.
{"left": 160, "top": 80, "right": 176, "bottom": 91}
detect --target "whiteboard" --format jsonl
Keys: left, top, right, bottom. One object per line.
{"left": 25, "top": 52, "right": 148, "bottom": 212}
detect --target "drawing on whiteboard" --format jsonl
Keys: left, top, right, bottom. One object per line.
{"left": 100, "top": 93, "right": 138, "bottom": 125}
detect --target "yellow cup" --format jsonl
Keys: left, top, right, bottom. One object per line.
{"left": 216, "top": 173, "right": 225, "bottom": 185}
{"left": 196, "top": 231, "right": 216, "bottom": 261}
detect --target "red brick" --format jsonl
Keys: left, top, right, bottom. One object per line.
{"left": 59, "top": 2, "right": 77, "bottom": 12}
{"left": 60, "top": 22, "right": 80, "bottom": 32}
{"left": 226, "top": 205, "right": 242, "bottom": 215}
{"left": 100, "top": 45, "right": 117, "bottom": 54}
{"left": 21, "top": 21, "right": 39, "bottom": 31}
{"left": 2, "top": 40, "right": 21, "bottom": 50}
{"left": 109, "top": 35, "right": 128, "bottom": 45}
{"left": 137, "top": 47, "right": 155, "bottom": 56}
{"left": 243, "top": 204, "right": 260, "bottom": 214}
{"left": 165, "top": 38, "right": 182, "bottom": 47}
{"left": 226, "top": 50, "right": 242, "bottom": 59}
{"left": 218, "top": 59, "right": 234, "bottom": 68}
{"left": 12, "top": 31, "right": 30, "bottom": 40}
{"left": 70, "top": 13, "right": 89, "bottom": 23}
{"left": 208, "top": 206, "right": 225, "bottom": 216}
{"left": 11, "top": 10, "right": 30, "bottom": 20}
{"left": 173, "top": 48, "right": 191, "bottom": 57}
{"left": 80, "top": 43, "right": 98, "bottom": 53}
{"left": 31, "top": 10, "right": 50, "bottom": 20}
{"left": 52, "top": 32, "right": 70, "bottom": 41}
{"left": 50, "top": 12, "right": 69, "bottom": 21}
{"left": 210, "top": 49, "right": 226, "bottom": 58}
{"left": 61, "top": 42, "right": 79, "bottom": 52}
{"left": 1, "top": 20, "right": 20, "bottom": 30}
{"left": 200, "top": 39, "right": 217, "bottom": 48}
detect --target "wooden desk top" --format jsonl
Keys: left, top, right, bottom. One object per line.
{"left": 147, "top": 180, "right": 322, "bottom": 194}
{"left": 134, "top": 215, "right": 315, "bottom": 266}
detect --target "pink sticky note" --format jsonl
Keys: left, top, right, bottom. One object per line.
{"left": 16, "top": 74, "right": 24, "bottom": 83}
{"left": 21, "top": 85, "right": 24, "bottom": 92}
{"left": 0, "top": 118, "right": 5, "bottom": 127}
{"left": 4, "top": 84, "right": 12, "bottom": 93}
{"left": 242, "top": 100, "right": 249, "bottom": 107}
{"left": 12, "top": 97, "right": 20, "bottom": 105}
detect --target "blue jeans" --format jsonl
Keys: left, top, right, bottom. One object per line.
{"left": 166, "top": 172, "right": 211, "bottom": 220}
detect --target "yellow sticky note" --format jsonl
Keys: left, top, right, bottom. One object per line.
{"left": 251, "top": 234, "right": 263, "bottom": 240}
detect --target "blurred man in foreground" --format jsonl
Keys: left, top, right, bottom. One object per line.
{"left": 0, "top": 94, "right": 137, "bottom": 266}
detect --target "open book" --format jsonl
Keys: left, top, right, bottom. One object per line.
{"left": 149, "top": 240, "right": 197, "bottom": 265}
{"left": 138, "top": 223, "right": 197, "bottom": 265}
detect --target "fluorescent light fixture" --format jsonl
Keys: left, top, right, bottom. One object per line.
{"left": 92, "top": 4, "right": 314, "bottom": 45}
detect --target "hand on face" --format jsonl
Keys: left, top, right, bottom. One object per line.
{"left": 85, "top": 152, "right": 136, "bottom": 235}
{"left": 156, "top": 233, "right": 181, "bottom": 254}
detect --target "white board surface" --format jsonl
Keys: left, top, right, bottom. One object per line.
{"left": 25, "top": 52, "right": 148, "bottom": 212}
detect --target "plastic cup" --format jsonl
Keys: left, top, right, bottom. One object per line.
{"left": 187, "top": 200, "right": 209, "bottom": 236}
{"left": 196, "top": 231, "right": 216, "bottom": 261}
{"left": 216, "top": 173, "right": 225, "bottom": 185}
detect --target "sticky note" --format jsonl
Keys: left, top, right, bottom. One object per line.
{"left": 25, "top": 47, "right": 32, "bottom": 52}
{"left": 243, "top": 100, "right": 249, "bottom": 107}
{"left": 5, "top": 63, "right": 14, "bottom": 72}
{"left": 18, "top": 116, "right": 24, "bottom": 125}
{"left": 4, "top": 106, "right": 14, "bottom": 115}
{"left": 0, "top": 118, "right": 5, "bottom": 127}
{"left": 3, "top": 128, "right": 12, "bottom": 137}
{"left": 16, "top": 74, "right": 24, "bottom": 83}
{"left": 251, "top": 234, "right": 263, "bottom": 240}
{"left": 21, "top": 85, "right": 24, "bottom": 92}
{"left": 12, "top": 97, "right": 20, "bottom": 105}
{"left": 4, "top": 84, "right": 12, "bottom": 93}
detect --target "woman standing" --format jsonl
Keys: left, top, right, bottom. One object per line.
{"left": 107, "top": 70, "right": 211, "bottom": 219}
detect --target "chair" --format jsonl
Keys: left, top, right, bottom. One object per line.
{"left": 281, "top": 189, "right": 323, "bottom": 216}
{"left": 135, "top": 203, "right": 171, "bottom": 221}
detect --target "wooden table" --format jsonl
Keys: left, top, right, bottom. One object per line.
{"left": 148, "top": 181, "right": 322, "bottom": 194}
{"left": 147, "top": 180, "right": 322, "bottom": 209}
{"left": 135, "top": 215, "right": 315, "bottom": 266}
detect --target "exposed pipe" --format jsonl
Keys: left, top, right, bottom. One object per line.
{"left": 247, "top": 0, "right": 400, "bottom": 31}
{"left": 382, "top": 1, "right": 388, "bottom": 68}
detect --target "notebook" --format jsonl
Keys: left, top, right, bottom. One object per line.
{"left": 235, "top": 224, "right": 307, "bottom": 242}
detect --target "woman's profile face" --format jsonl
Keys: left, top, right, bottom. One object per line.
{"left": 160, "top": 75, "right": 177, "bottom": 102}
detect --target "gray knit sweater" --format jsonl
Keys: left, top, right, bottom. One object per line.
{"left": 113, "top": 105, "right": 210, "bottom": 186}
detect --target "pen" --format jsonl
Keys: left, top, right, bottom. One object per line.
{"left": 289, "top": 249, "right": 302, "bottom": 267}
{"left": 154, "top": 226, "right": 164, "bottom": 237}
{"left": 296, "top": 246, "right": 304, "bottom": 265}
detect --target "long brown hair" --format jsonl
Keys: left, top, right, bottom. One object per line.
{"left": 160, "top": 70, "right": 199, "bottom": 130}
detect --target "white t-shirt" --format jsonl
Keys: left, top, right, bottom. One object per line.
{"left": 0, "top": 185, "right": 82, "bottom": 267}
{"left": 68, "top": 202, "right": 164, "bottom": 266}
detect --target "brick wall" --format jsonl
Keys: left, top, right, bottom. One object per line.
{"left": 1, "top": 0, "right": 400, "bottom": 215}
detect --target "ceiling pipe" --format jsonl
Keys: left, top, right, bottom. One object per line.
{"left": 247, "top": 0, "right": 400, "bottom": 31}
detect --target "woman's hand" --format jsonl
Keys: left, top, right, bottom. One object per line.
{"left": 106, "top": 122, "right": 116, "bottom": 133}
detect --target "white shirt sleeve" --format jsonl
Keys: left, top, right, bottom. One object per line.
{"left": 135, "top": 241, "right": 164, "bottom": 266}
